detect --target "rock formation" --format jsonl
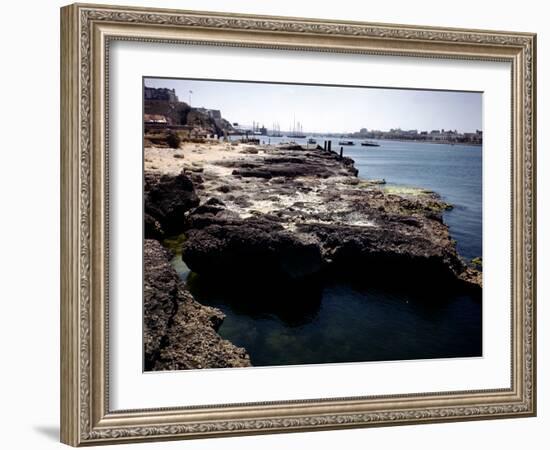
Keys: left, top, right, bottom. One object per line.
{"left": 144, "top": 239, "right": 250, "bottom": 371}
{"left": 178, "top": 144, "right": 481, "bottom": 291}
{"left": 144, "top": 170, "right": 199, "bottom": 237}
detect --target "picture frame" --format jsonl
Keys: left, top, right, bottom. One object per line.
{"left": 60, "top": 3, "right": 537, "bottom": 446}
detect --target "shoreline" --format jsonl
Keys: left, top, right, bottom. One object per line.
{"left": 145, "top": 140, "right": 480, "bottom": 286}
{"left": 143, "top": 139, "right": 481, "bottom": 370}
{"left": 228, "top": 135, "right": 482, "bottom": 147}
{"left": 352, "top": 168, "right": 473, "bottom": 265}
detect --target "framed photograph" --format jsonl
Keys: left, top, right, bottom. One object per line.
{"left": 60, "top": 3, "right": 537, "bottom": 446}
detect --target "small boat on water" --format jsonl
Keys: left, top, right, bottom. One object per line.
{"left": 307, "top": 138, "right": 317, "bottom": 144}
{"left": 338, "top": 140, "right": 354, "bottom": 145}
{"left": 361, "top": 140, "right": 380, "bottom": 147}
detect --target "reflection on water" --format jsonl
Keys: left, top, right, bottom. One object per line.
{"left": 186, "top": 273, "right": 482, "bottom": 367}
{"left": 187, "top": 273, "right": 323, "bottom": 327}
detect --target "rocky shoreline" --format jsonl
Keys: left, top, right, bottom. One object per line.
{"left": 144, "top": 239, "right": 250, "bottom": 370}
{"left": 143, "top": 140, "right": 481, "bottom": 370}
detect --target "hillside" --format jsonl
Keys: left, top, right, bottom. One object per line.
{"left": 144, "top": 86, "right": 234, "bottom": 137}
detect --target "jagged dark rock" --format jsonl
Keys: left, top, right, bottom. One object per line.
{"left": 144, "top": 239, "right": 250, "bottom": 371}
{"left": 144, "top": 212, "right": 164, "bottom": 240}
{"left": 144, "top": 169, "right": 199, "bottom": 237}
{"left": 182, "top": 216, "right": 323, "bottom": 282}
{"left": 296, "top": 222, "right": 466, "bottom": 287}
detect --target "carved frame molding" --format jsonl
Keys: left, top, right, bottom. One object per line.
{"left": 61, "top": 3, "right": 536, "bottom": 446}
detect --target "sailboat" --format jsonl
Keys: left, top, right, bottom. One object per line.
{"left": 269, "top": 122, "right": 282, "bottom": 137}
{"left": 289, "top": 118, "right": 306, "bottom": 139}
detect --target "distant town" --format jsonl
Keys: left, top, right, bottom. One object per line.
{"left": 232, "top": 123, "right": 483, "bottom": 146}
{"left": 144, "top": 86, "right": 482, "bottom": 145}
{"left": 338, "top": 127, "right": 482, "bottom": 145}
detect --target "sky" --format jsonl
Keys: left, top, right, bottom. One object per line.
{"left": 144, "top": 77, "right": 482, "bottom": 134}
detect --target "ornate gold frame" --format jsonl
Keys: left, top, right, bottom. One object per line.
{"left": 60, "top": 3, "right": 537, "bottom": 446}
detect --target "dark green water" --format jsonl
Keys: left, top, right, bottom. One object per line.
{"left": 184, "top": 275, "right": 482, "bottom": 366}
{"left": 169, "top": 139, "right": 482, "bottom": 367}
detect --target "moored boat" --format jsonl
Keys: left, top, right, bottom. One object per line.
{"left": 338, "top": 140, "right": 354, "bottom": 145}
{"left": 361, "top": 140, "right": 380, "bottom": 147}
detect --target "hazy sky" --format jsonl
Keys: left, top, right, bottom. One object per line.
{"left": 144, "top": 77, "right": 482, "bottom": 134}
